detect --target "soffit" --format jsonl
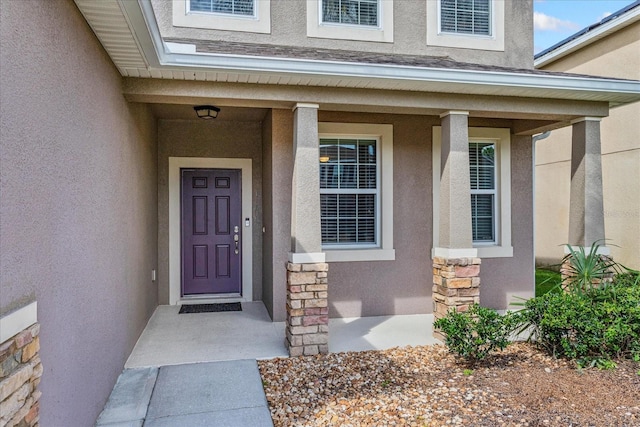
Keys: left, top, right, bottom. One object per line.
{"left": 74, "top": 0, "right": 147, "bottom": 73}
{"left": 74, "top": 0, "right": 640, "bottom": 109}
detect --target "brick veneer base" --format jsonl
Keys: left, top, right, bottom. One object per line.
{"left": 432, "top": 257, "right": 481, "bottom": 340}
{"left": 0, "top": 323, "right": 42, "bottom": 427}
{"left": 286, "top": 262, "right": 329, "bottom": 356}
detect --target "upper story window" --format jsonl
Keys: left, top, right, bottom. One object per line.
{"left": 440, "top": 0, "right": 491, "bottom": 36}
{"left": 426, "top": 0, "right": 504, "bottom": 51}
{"left": 322, "top": 0, "right": 379, "bottom": 27}
{"left": 173, "top": 0, "right": 270, "bottom": 34}
{"left": 307, "top": 0, "right": 393, "bottom": 43}
{"left": 189, "top": 0, "right": 255, "bottom": 17}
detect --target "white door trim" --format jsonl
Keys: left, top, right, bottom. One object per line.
{"left": 169, "top": 157, "right": 253, "bottom": 305}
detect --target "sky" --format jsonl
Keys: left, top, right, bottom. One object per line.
{"left": 533, "top": 0, "right": 637, "bottom": 54}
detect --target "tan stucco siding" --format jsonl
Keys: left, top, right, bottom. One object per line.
{"left": 541, "top": 22, "right": 640, "bottom": 81}
{"left": 536, "top": 20, "right": 640, "bottom": 269}
{"left": 262, "top": 109, "right": 294, "bottom": 321}
{"left": 318, "top": 112, "right": 435, "bottom": 318}
{"left": 0, "top": 0, "right": 158, "bottom": 425}
{"left": 151, "top": 0, "right": 534, "bottom": 69}
{"left": 482, "top": 135, "right": 535, "bottom": 308}
{"left": 157, "top": 120, "right": 264, "bottom": 304}
{"left": 260, "top": 111, "right": 535, "bottom": 319}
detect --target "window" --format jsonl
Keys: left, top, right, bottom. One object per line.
{"left": 469, "top": 142, "right": 496, "bottom": 243}
{"left": 190, "top": 0, "right": 254, "bottom": 16}
{"left": 432, "top": 127, "right": 512, "bottom": 258}
{"left": 173, "top": 0, "right": 270, "bottom": 34}
{"left": 320, "top": 138, "right": 378, "bottom": 246}
{"left": 306, "top": 0, "right": 393, "bottom": 42}
{"left": 426, "top": 0, "right": 504, "bottom": 51}
{"left": 319, "top": 123, "right": 395, "bottom": 262}
{"left": 322, "top": 0, "right": 378, "bottom": 27}
{"left": 440, "top": 0, "right": 491, "bottom": 36}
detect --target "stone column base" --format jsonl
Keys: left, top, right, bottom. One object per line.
{"left": 432, "top": 257, "right": 481, "bottom": 340}
{"left": 0, "top": 323, "right": 42, "bottom": 427}
{"left": 286, "top": 262, "right": 329, "bottom": 356}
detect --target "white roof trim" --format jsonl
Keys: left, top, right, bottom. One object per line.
{"left": 116, "top": 0, "right": 640, "bottom": 107}
{"left": 535, "top": 5, "right": 640, "bottom": 68}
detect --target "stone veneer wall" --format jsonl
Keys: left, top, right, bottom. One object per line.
{"left": 432, "top": 257, "right": 481, "bottom": 322}
{"left": 0, "top": 323, "right": 42, "bottom": 427}
{"left": 285, "top": 262, "right": 329, "bottom": 356}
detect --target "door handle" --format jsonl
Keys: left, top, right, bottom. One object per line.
{"left": 234, "top": 233, "right": 239, "bottom": 255}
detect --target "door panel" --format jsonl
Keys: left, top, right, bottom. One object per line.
{"left": 181, "top": 169, "right": 242, "bottom": 295}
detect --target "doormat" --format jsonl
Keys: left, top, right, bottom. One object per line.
{"left": 179, "top": 302, "right": 242, "bottom": 314}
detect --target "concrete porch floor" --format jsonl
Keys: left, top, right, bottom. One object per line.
{"left": 98, "top": 303, "right": 441, "bottom": 426}
{"left": 125, "top": 302, "right": 440, "bottom": 368}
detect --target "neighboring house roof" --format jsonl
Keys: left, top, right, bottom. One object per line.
{"left": 535, "top": 0, "right": 640, "bottom": 67}
{"left": 74, "top": 0, "right": 640, "bottom": 107}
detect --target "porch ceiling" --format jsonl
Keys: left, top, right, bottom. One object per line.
{"left": 74, "top": 0, "right": 640, "bottom": 111}
{"left": 151, "top": 104, "right": 269, "bottom": 122}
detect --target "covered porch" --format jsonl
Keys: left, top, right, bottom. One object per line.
{"left": 125, "top": 302, "right": 439, "bottom": 368}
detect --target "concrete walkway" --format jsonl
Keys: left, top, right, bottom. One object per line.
{"left": 97, "top": 302, "right": 440, "bottom": 425}
{"left": 96, "top": 360, "right": 273, "bottom": 427}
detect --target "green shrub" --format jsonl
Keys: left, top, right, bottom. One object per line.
{"left": 521, "top": 272, "right": 640, "bottom": 367}
{"left": 434, "top": 304, "right": 521, "bottom": 363}
{"left": 561, "top": 242, "right": 623, "bottom": 296}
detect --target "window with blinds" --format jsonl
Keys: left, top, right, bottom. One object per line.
{"left": 320, "top": 138, "right": 378, "bottom": 246}
{"left": 469, "top": 142, "right": 496, "bottom": 243}
{"left": 190, "top": 0, "right": 255, "bottom": 16}
{"left": 322, "top": 0, "right": 379, "bottom": 27}
{"left": 440, "top": 0, "right": 491, "bottom": 36}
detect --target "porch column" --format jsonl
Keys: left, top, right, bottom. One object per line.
{"left": 568, "top": 117, "right": 606, "bottom": 249}
{"left": 433, "top": 111, "right": 480, "bottom": 329}
{"left": 286, "top": 103, "right": 329, "bottom": 356}
{"left": 562, "top": 117, "right": 609, "bottom": 280}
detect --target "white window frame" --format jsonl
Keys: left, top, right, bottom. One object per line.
{"left": 319, "top": 123, "right": 395, "bottom": 262}
{"left": 307, "top": 0, "right": 394, "bottom": 43}
{"left": 439, "top": 0, "right": 492, "bottom": 37}
{"left": 320, "top": 137, "right": 381, "bottom": 250}
{"left": 469, "top": 141, "right": 498, "bottom": 245}
{"left": 432, "top": 127, "right": 513, "bottom": 258}
{"left": 320, "top": 0, "right": 380, "bottom": 28}
{"left": 426, "top": 0, "right": 504, "bottom": 51}
{"left": 173, "top": 0, "right": 271, "bottom": 34}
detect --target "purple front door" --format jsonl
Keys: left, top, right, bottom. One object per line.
{"left": 181, "top": 168, "right": 242, "bottom": 295}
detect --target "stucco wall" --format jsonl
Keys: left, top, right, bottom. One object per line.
{"left": 482, "top": 135, "right": 535, "bottom": 308}
{"left": 318, "top": 112, "right": 434, "bottom": 318}
{"left": 535, "top": 21, "right": 640, "bottom": 269}
{"left": 264, "top": 111, "right": 534, "bottom": 320}
{"left": 157, "top": 120, "right": 264, "bottom": 304}
{"left": 261, "top": 109, "right": 294, "bottom": 321}
{"left": 151, "top": 0, "right": 533, "bottom": 69}
{"left": 0, "top": 0, "right": 158, "bottom": 425}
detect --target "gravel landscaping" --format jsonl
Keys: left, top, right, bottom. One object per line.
{"left": 258, "top": 343, "right": 640, "bottom": 426}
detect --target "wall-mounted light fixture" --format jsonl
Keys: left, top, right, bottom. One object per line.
{"left": 194, "top": 105, "right": 220, "bottom": 120}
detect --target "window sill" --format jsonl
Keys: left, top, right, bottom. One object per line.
{"left": 476, "top": 245, "right": 513, "bottom": 258}
{"left": 325, "top": 248, "right": 396, "bottom": 262}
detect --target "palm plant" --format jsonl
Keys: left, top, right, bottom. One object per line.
{"left": 560, "top": 241, "right": 623, "bottom": 296}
